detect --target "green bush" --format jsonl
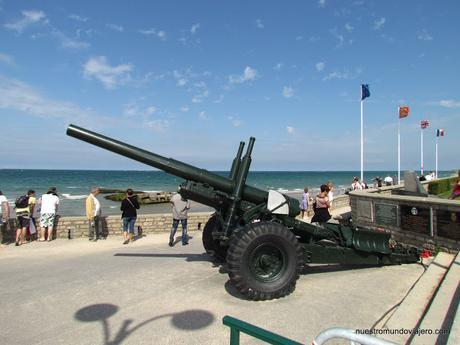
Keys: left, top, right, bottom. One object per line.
{"left": 428, "top": 177, "right": 456, "bottom": 195}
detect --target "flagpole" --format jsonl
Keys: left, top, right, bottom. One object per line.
{"left": 360, "top": 98, "right": 364, "bottom": 182}
{"left": 420, "top": 128, "right": 424, "bottom": 176}
{"left": 398, "top": 115, "right": 401, "bottom": 184}
{"left": 435, "top": 135, "right": 438, "bottom": 178}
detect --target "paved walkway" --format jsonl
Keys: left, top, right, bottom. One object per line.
{"left": 1, "top": 231, "right": 423, "bottom": 345}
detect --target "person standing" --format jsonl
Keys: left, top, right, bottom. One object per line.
{"left": 384, "top": 175, "right": 394, "bottom": 186}
{"left": 0, "top": 191, "right": 10, "bottom": 244}
{"left": 311, "top": 184, "right": 331, "bottom": 225}
{"left": 351, "top": 177, "right": 363, "bottom": 191}
{"left": 39, "top": 187, "right": 59, "bottom": 242}
{"left": 326, "top": 181, "right": 334, "bottom": 208}
{"left": 14, "top": 190, "right": 36, "bottom": 246}
{"left": 120, "top": 188, "right": 140, "bottom": 245}
{"left": 86, "top": 187, "right": 102, "bottom": 242}
{"left": 169, "top": 193, "right": 191, "bottom": 247}
{"left": 300, "top": 187, "right": 310, "bottom": 219}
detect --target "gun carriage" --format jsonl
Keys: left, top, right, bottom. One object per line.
{"left": 67, "top": 125, "right": 419, "bottom": 300}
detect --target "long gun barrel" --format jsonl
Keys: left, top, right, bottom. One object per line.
{"left": 66, "top": 124, "right": 270, "bottom": 206}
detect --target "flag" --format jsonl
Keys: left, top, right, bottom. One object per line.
{"left": 421, "top": 120, "right": 429, "bottom": 129}
{"left": 361, "top": 84, "right": 370, "bottom": 100}
{"left": 398, "top": 106, "right": 409, "bottom": 118}
{"left": 436, "top": 129, "right": 445, "bottom": 137}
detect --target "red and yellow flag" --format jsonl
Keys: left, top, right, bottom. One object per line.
{"left": 399, "top": 106, "right": 409, "bottom": 118}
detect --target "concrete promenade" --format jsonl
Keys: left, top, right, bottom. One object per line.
{"left": 0, "top": 231, "right": 426, "bottom": 345}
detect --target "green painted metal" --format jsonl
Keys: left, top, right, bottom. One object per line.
{"left": 223, "top": 316, "right": 303, "bottom": 345}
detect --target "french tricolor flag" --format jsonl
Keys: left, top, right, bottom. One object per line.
{"left": 436, "top": 129, "right": 445, "bottom": 137}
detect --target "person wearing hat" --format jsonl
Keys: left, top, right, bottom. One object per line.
{"left": 39, "top": 187, "right": 60, "bottom": 242}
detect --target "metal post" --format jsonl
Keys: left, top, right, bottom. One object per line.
{"left": 435, "top": 136, "right": 438, "bottom": 178}
{"left": 230, "top": 328, "right": 240, "bottom": 345}
{"left": 420, "top": 129, "right": 424, "bottom": 176}
{"left": 397, "top": 117, "right": 400, "bottom": 184}
{"left": 361, "top": 99, "right": 364, "bottom": 182}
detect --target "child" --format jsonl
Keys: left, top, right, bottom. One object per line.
{"left": 300, "top": 187, "right": 310, "bottom": 219}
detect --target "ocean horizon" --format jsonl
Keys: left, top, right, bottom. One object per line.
{"left": 0, "top": 169, "right": 455, "bottom": 217}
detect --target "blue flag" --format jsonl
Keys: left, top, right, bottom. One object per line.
{"left": 361, "top": 84, "right": 370, "bottom": 100}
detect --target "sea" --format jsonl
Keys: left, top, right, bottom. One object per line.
{"left": 0, "top": 169, "right": 454, "bottom": 217}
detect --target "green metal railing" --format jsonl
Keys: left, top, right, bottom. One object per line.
{"left": 223, "top": 316, "right": 303, "bottom": 345}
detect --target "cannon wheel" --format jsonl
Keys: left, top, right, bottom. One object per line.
{"left": 202, "top": 214, "right": 228, "bottom": 262}
{"left": 226, "top": 221, "right": 303, "bottom": 301}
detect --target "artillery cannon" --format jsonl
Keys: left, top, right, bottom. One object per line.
{"left": 67, "top": 125, "right": 419, "bottom": 301}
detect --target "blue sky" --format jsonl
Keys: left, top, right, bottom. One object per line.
{"left": 0, "top": 0, "right": 459, "bottom": 171}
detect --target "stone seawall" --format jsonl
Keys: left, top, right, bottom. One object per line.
{"left": 0, "top": 212, "right": 213, "bottom": 243}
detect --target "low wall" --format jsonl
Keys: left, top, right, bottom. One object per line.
{"left": 0, "top": 212, "right": 213, "bottom": 243}
{"left": 349, "top": 180, "right": 460, "bottom": 253}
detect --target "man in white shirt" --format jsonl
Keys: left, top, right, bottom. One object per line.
{"left": 39, "top": 187, "right": 60, "bottom": 242}
{"left": 384, "top": 175, "right": 394, "bottom": 186}
{"left": 86, "top": 187, "right": 102, "bottom": 241}
{"left": 169, "top": 193, "right": 191, "bottom": 247}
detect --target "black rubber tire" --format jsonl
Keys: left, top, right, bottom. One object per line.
{"left": 202, "top": 214, "right": 228, "bottom": 262}
{"left": 226, "top": 221, "right": 303, "bottom": 301}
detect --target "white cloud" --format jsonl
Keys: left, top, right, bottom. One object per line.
{"left": 256, "top": 19, "right": 264, "bottom": 29}
{"left": 345, "top": 23, "right": 354, "bottom": 33}
{"left": 53, "top": 30, "right": 90, "bottom": 50}
{"left": 180, "top": 106, "right": 189, "bottom": 112}
{"left": 417, "top": 29, "right": 433, "bottom": 41}
{"left": 322, "top": 71, "right": 351, "bottom": 81}
{"left": 286, "top": 126, "right": 295, "bottom": 134}
{"left": 69, "top": 14, "right": 88, "bottom": 22}
{"left": 439, "top": 100, "right": 460, "bottom": 108}
{"left": 373, "top": 17, "right": 386, "bottom": 30}
{"left": 198, "top": 111, "right": 207, "bottom": 120}
{"left": 309, "top": 36, "right": 320, "bottom": 43}
{"left": 146, "top": 106, "right": 157, "bottom": 115}
{"left": 83, "top": 56, "right": 133, "bottom": 89}
{"left": 318, "top": 0, "right": 326, "bottom": 8}
{"left": 227, "top": 116, "right": 242, "bottom": 127}
{"left": 229, "top": 66, "right": 258, "bottom": 84}
{"left": 177, "top": 78, "right": 187, "bottom": 86}
{"left": 274, "top": 63, "right": 284, "bottom": 71}
{"left": 315, "top": 62, "right": 325, "bottom": 72}
{"left": 0, "top": 52, "right": 14, "bottom": 65}
{"left": 106, "top": 23, "right": 124, "bottom": 32}
{"left": 191, "top": 23, "right": 200, "bottom": 34}
{"left": 0, "top": 75, "right": 92, "bottom": 121}
{"left": 295, "top": 36, "right": 303, "bottom": 41}
{"left": 139, "top": 28, "right": 166, "bottom": 40}
{"left": 146, "top": 119, "right": 169, "bottom": 132}
{"left": 4, "top": 10, "right": 47, "bottom": 32}
{"left": 282, "top": 86, "right": 294, "bottom": 98}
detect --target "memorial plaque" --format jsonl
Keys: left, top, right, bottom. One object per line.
{"left": 356, "top": 200, "right": 373, "bottom": 221}
{"left": 400, "top": 205, "right": 430, "bottom": 235}
{"left": 436, "top": 210, "right": 460, "bottom": 241}
{"left": 374, "top": 203, "right": 398, "bottom": 227}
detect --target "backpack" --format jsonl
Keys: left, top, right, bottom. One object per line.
{"left": 15, "top": 195, "right": 29, "bottom": 208}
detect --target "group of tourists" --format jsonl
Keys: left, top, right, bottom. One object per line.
{"left": 0, "top": 186, "right": 191, "bottom": 247}
{"left": 0, "top": 188, "right": 59, "bottom": 246}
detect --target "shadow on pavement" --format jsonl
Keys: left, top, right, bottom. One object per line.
{"left": 74, "top": 303, "right": 214, "bottom": 345}
{"left": 114, "top": 252, "right": 211, "bottom": 262}
{"left": 302, "top": 264, "right": 380, "bottom": 275}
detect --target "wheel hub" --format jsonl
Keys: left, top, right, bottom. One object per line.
{"left": 249, "top": 244, "right": 286, "bottom": 282}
